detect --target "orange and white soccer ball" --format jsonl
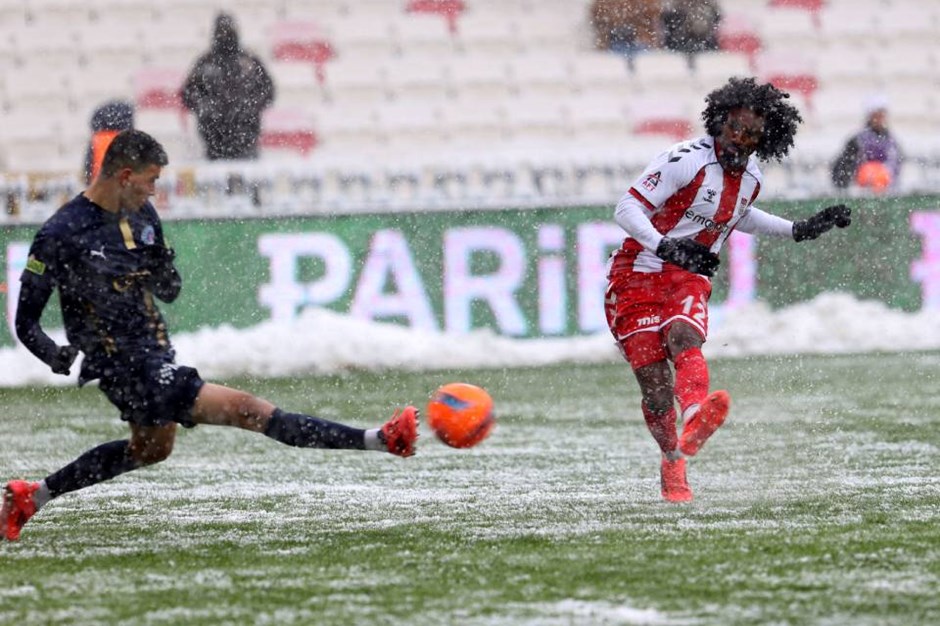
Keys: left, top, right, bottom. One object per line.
{"left": 426, "top": 382, "right": 495, "bottom": 448}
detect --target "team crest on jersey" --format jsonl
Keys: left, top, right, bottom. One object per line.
{"left": 141, "top": 225, "right": 156, "bottom": 245}
{"left": 740, "top": 197, "right": 750, "bottom": 208}
{"left": 642, "top": 171, "right": 662, "bottom": 191}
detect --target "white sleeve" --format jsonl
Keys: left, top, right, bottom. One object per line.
{"left": 614, "top": 190, "right": 665, "bottom": 252}
{"left": 735, "top": 206, "right": 794, "bottom": 238}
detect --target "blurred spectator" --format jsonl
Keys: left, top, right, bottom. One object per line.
{"left": 181, "top": 12, "right": 275, "bottom": 161}
{"left": 831, "top": 95, "right": 903, "bottom": 193}
{"left": 661, "top": 0, "right": 721, "bottom": 57}
{"left": 83, "top": 100, "right": 134, "bottom": 184}
{"left": 590, "top": 0, "right": 662, "bottom": 59}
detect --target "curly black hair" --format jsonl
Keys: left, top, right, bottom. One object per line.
{"left": 701, "top": 77, "right": 803, "bottom": 161}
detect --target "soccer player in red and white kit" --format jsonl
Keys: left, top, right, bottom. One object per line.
{"left": 605, "top": 77, "right": 852, "bottom": 502}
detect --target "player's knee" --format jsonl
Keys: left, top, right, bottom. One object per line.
{"left": 665, "top": 323, "right": 703, "bottom": 358}
{"left": 131, "top": 440, "right": 174, "bottom": 466}
{"left": 643, "top": 389, "right": 674, "bottom": 415}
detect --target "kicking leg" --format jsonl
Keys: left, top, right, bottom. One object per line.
{"left": 190, "top": 383, "right": 418, "bottom": 456}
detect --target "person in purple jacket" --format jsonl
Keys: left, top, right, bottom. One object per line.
{"left": 831, "top": 95, "right": 903, "bottom": 192}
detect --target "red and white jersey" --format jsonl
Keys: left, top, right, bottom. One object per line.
{"left": 609, "top": 136, "right": 791, "bottom": 277}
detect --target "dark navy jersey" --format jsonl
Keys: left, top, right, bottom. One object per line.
{"left": 17, "top": 193, "right": 179, "bottom": 382}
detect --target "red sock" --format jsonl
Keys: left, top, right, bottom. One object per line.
{"left": 641, "top": 401, "right": 678, "bottom": 455}
{"left": 674, "top": 348, "right": 709, "bottom": 417}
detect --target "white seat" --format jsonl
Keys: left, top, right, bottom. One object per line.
{"left": 439, "top": 98, "right": 507, "bottom": 147}
{"left": 393, "top": 14, "right": 457, "bottom": 57}
{"left": 384, "top": 56, "right": 450, "bottom": 102}
{"left": 564, "top": 93, "right": 631, "bottom": 142}
{"left": 631, "top": 52, "right": 695, "bottom": 92}
{"left": 445, "top": 54, "right": 513, "bottom": 99}
{"left": 269, "top": 61, "right": 323, "bottom": 110}
{"left": 329, "top": 14, "right": 397, "bottom": 57}
{"left": 4, "top": 67, "right": 74, "bottom": 116}
{"left": 9, "top": 21, "right": 83, "bottom": 69}
{"left": 453, "top": 14, "right": 520, "bottom": 56}
{"left": 568, "top": 52, "right": 634, "bottom": 96}
{"left": 320, "top": 53, "right": 389, "bottom": 103}
{"left": 505, "top": 94, "right": 568, "bottom": 130}
{"left": 515, "top": 17, "right": 578, "bottom": 54}
{"left": 507, "top": 54, "right": 574, "bottom": 98}
{"left": 26, "top": 0, "right": 92, "bottom": 26}
{"left": 691, "top": 52, "right": 751, "bottom": 91}
{"left": 83, "top": 18, "right": 149, "bottom": 68}
{"left": 314, "top": 101, "right": 382, "bottom": 153}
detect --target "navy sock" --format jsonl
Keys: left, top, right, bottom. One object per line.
{"left": 264, "top": 409, "right": 366, "bottom": 450}
{"left": 44, "top": 440, "right": 140, "bottom": 499}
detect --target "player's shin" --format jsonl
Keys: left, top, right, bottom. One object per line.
{"left": 673, "top": 347, "right": 709, "bottom": 421}
{"left": 641, "top": 400, "right": 679, "bottom": 458}
{"left": 44, "top": 440, "right": 141, "bottom": 499}
{"left": 264, "top": 408, "right": 367, "bottom": 449}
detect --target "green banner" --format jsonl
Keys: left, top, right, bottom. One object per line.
{"left": 1, "top": 196, "right": 937, "bottom": 347}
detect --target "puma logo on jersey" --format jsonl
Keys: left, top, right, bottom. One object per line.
{"left": 89, "top": 246, "right": 107, "bottom": 260}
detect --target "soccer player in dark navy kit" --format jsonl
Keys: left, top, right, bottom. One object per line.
{"left": 1, "top": 130, "right": 418, "bottom": 541}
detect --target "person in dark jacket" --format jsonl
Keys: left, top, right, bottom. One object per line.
{"left": 181, "top": 12, "right": 275, "bottom": 160}
{"left": 83, "top": 100, "right": 135, "bottom": 184}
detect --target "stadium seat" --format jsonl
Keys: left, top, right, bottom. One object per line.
{"left": 270, "top": 61, "right": 323, "bottom": 109}
{"left": 507, "top": 54, "right": 574, "bottom": 99}
{"left": 564, "top": 92, "right": 631, "bottom": 142}
{"left": 627, "top": 96, "right": 694, "bottom": 141}
{"left": 270, "top": 21, "right": 336, "bottom": 85}
{"left": 313, "top": 101, "right": 382, "bottom": 155}
{"left": 134, "top": 67, "right": 185, "bottom": 111}
{"left": 568, "top": 52, "right": 634, "bottom": 97}
{"left": 631, "top": 52, "right": 695, "bottom": 93}
{"left": 3, "top": 67, "right": 73, "bottom": 116}
{"left": 717, "top": 14, "right": 762, "bottom": 70}
{"left": 406, "top": 0, "right": 465, "bottom": 34}
{"left": 452, "top": 13, "right": 520, "bottom": 56}
{"left": 394, "top": 12, "right": 458, "bottom": 55}
{"left": 692, "top": 52, "right": 752, "bottom": 91}
{"left": 444, "top": 55, "right": 514, "bottom": 100}
{"left": 768, "top": 0, "right": 823, "bottom": 28}
{"left": 330, "top": 14, "right": 397, "bottom": 58}
{"left": 503, "top": 96, "right": 570, "bottom": 145}
{"left": 385, "top": 56, "right": 450, "bottom": 103}
{"left": 83, "top": 18, "right": 149, "bottom": 69}
{"left": 320, "top": 53, "right": 389, "bottom": 103}
{"left": 515, "top": 17, "right": 578, "bottom": 55}
{"left": 260, "top": 108, "right": 318, "bottom": 158}
{"left": 757, "top": 52, "right": 819, "bottom": 111}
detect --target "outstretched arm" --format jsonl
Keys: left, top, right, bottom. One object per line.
{"left": 15, "top": 274, "right": 77, "bottom": 375}
{"left": 792, "top": 204, "right": 852, "bottom": 241}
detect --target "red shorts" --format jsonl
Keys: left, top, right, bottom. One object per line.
{"left": 604, "top": 270, "right": 712, "bottom": 370}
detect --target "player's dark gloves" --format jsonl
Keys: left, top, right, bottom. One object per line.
{"left": 656, "top": 237, "right": 721, "bottom": 277}
{"left": 50, "top": 345, "right": 78, "bottom": 375}
{"left": 140, "top": 245, "right": 182, "bottom": 302}
{"left": 792, "top": 204, "right": 852, "bottom": 242}
{"left": 140, "top": 245, "right": 176, "bottom": 272}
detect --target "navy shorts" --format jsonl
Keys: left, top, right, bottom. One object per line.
{"left": 98, "top": 355, "right": 205, "bottom": 428}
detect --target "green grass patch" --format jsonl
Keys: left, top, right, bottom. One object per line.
{"left": 1, "top": 354, "right": 939, "bottom": 625}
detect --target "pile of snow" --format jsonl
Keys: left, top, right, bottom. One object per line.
{"left": 1, "top": 292, "right": 937, "bottom": 387}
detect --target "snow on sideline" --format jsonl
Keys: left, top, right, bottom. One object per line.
{"left": 1, "top": 292, "right": 937, "bottom": 387}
